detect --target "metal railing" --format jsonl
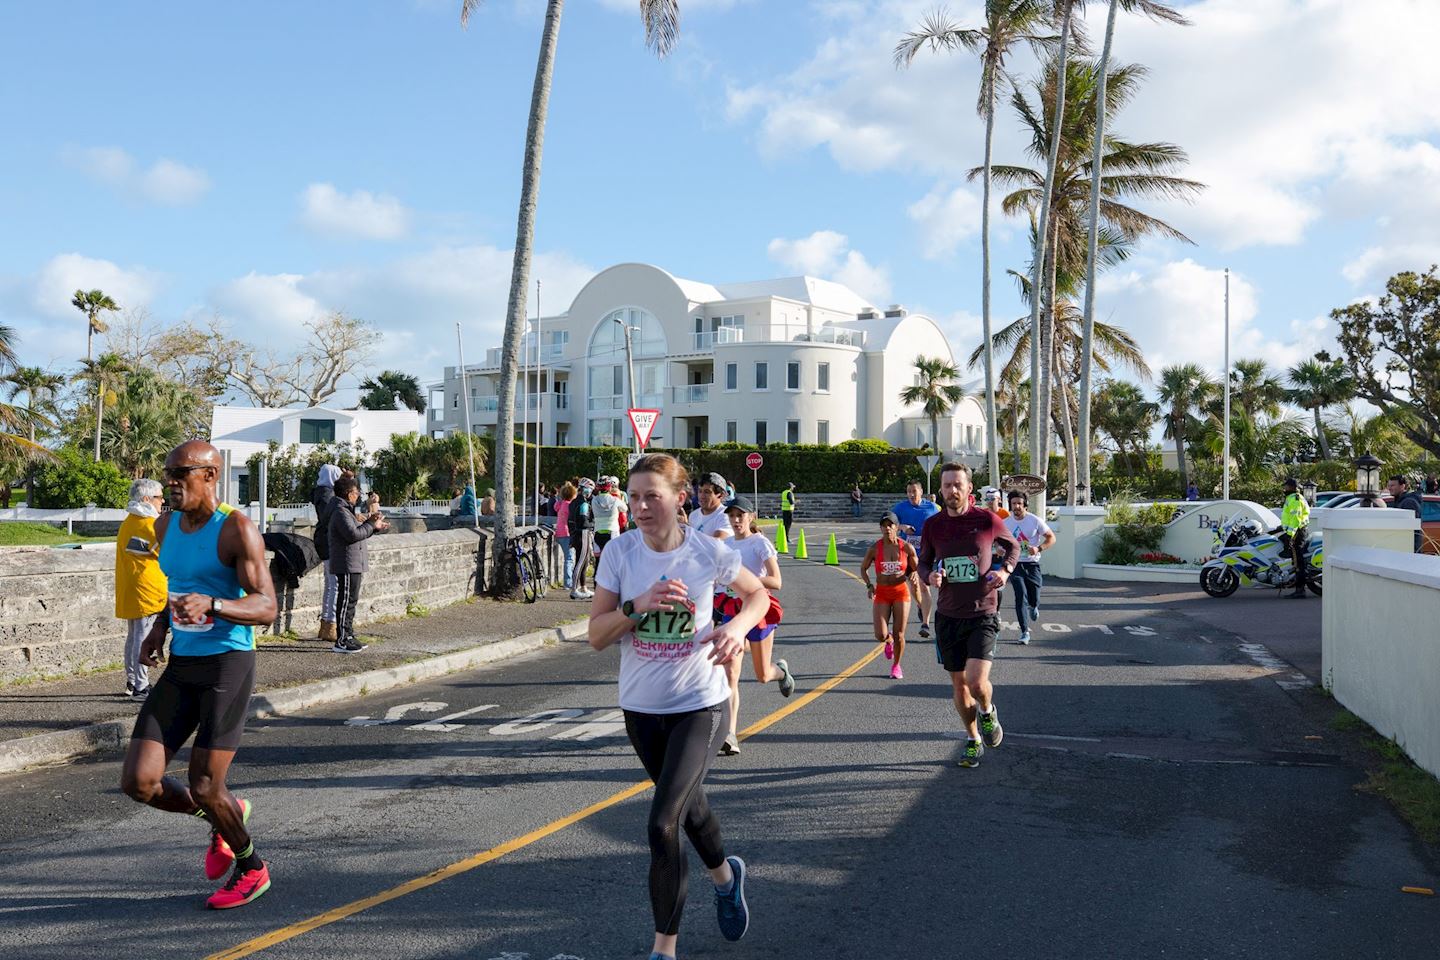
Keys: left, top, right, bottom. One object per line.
{"left": 669, "top": 384, "right": 711, "bottom": 403}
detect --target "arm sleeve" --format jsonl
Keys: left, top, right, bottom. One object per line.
{"left": 333, "top": 507, "right": 373, "bottom": 545}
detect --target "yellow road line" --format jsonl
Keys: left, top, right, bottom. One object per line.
{"left": 207, "top": 566, "right": 880, "bottom": 960}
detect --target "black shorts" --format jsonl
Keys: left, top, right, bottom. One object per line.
{"left": 594, "top": 532, "right": 613, "bottom": 551}
{"left": 934, "top": 613, "right": 998, "bottom": 672}
{"left": 133, "top": 651, "right": 256, "bottom": 753}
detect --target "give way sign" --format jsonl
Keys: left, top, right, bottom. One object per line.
{"left": 627, "top": 408, "right": 660, "bottom": 449}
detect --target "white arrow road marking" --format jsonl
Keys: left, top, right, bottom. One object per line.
{"left": 1078, "top": 624, "right": 1114, "bottom": 634}
{"left": 1123, "top": 625, "right": 1157, "bottom": 636}
{"left": 345, "top": 701, "right": 447, "bottom": 727}
{"left": 548, "top": 710, "right": 627, "bottom": 741}
{"left": 410, "top": 703, "right": 499, "bottom": 732}
{"left": 489, "top": 708, "right": 586, "bottom": 736}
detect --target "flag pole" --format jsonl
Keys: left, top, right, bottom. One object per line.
{"left": 1222, "top": 268, "right": 1231, "bottom": 502}
{"left": 455, "top": 323, "right": 479, "bottom": 531}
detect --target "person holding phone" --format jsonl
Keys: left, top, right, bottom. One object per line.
{"left": 918, "top": 462, "right": 1020, "bottom": 769}
{"left": 588, "top": 454, "right": 768, "bottom": 960}
{"left": 115, "top": 477, "right": 168, "bottom": 699}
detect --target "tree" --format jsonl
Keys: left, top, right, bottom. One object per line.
{"left": 31, "top": 445, "right": 129, "bottom": 508}
{"left": 1224, "top": 358, "right": 1286, "bottom": 422}
{"left": 102, "top": 369, "right": 208, "bottom": 477}
{"left": 5, "top": 366, "right": 65, "bottom": 444}
{"left": 186, "top": 311, "right": 379, "bottom": 408}
{"left": 359, "top": 370, "right": 428, "bottom": 413}
{"left": 987, "top": 52, "right": 1200, "bottom": 496}
{"left": 1286, "top": 357, "right": 1353, "bottom": 460}
{"left": 1076, "top": 0, "right": 1187, "bottom": 504}
{"left": 1327, "top": 265, "right": 1440, "bottom": 457}
{"left": 105, "top": 307, "right": 228, "bottom": 400}
{"left": 70, "top": 289, "right": 120, "bottom": 460}
{"left": 1091, "top": 378, "right": 1157, "bottom": 476}
{"left": 1157, "top": 363, "right": 1212, "bottom": 496}
{"left": 76, "top": 352, "right": 129, "bottom": 468}
{"left": 460, "top": 0, "right": 683, "bottom": 591}
{"left": 0, "top": 322, "right": 17, "bottom": 372}
{"left": 900, "top": 356, "right": 967, "bottom": 472}
{"left": 894, "top": 0, "right": 1055, "bottom": 492}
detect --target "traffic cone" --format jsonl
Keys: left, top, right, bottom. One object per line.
{"left": 824, "top": 533, "right": 839, "bottom": 566}
{"left": 795, "top": 529, "right": 808, "bottom": 560}
{"left": 775, "top": 521, "right": 789, "bottom": 554}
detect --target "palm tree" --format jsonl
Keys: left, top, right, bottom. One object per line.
{"left": 900, "top": 356, "right": 966, "bottom": 474}
{"left": 76, "top": 352, "right": 129, "bottom": 466}
{"left": 1157, "top": 363, "right": 1213, "bottom": 496}
{"left": 1091, "top": 378, "right": 1157, "bottom": 477}
{"left": 1286, "top": 357, "right": 1353, "bottom": 460}
{"left": 1076, "top": 0, "right": 1187, "bottom": 504}
{"left": 894, "top": 1, "right": 1055, "bottom": 491}
{"left": 996, "top": 373, "right": 1030, "bottom": 475}
{"left": 987, "top": 54, "right": 1201, "bottom": 497}
{"left": 0, "top": 322, "right": 17, "bottom": 372}
{"left": 1225, "top": 358, "right": 1286, "bottom": 421}
{"left": 5, "top": 366, "right": 65, "bottom": 443}
{"left": 70, "top": 289, "right": 120, "bottom": 460}
{"left": 1335, "top": 404, "right": 1415, "bottom": 464}
{"left": 359, "top": 370, "right": 428, "bottom": 413}
{"left": 460, "top": 0, "right": 681, "bottom": 589}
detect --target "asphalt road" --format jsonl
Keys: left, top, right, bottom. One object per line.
{"left": 0, "top": 553, "right": 1434, "bottom": 960}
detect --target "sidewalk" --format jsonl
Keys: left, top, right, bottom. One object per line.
{"left": 0, "top": 592, "right": 588, "bottom": 771}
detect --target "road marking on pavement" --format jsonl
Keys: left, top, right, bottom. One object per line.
{"left": 344, "top": 702, "right": 446, "bottom": 726}
{"left": 410, "top": 704, "right": 497, "bottom": 733}
{"left": 205, "top": 593, "right": 884, "bottom": 960}
{"left": 1008, "top": 733, "right": 1103, "bottom": 743}
{"left": 1237, "top": 642, "right": 1313, "bottom": 691}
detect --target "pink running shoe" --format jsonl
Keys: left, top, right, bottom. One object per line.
{"left": 207, "top": 860, "right": 271, "bottom": 910}
{"left": 204, "top": 798, "right": 252, "bottom": 880}
{"left": 890, "top": 664, "right": 904, "bottom": 680}
{"left": 883, "top": 636, "right": 894, "bottom": 660}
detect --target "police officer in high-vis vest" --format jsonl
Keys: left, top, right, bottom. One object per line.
{"left": 1280, "top": 477, "right": 1311, "bottom": 599}
{"left": 780, "top": 482, "right": 797, "bottom": 542}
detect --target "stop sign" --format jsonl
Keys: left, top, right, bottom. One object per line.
{"left": 746, "top": 452, "right": 763, "bottom": 470}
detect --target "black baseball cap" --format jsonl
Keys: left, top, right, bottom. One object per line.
{"left": 880, "top": 510, "right": 899, "bottom": 525}
{"left": 725, "top": 496, "right": 756, "bottom": 515}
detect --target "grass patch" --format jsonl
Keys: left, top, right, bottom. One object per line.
{"left": 1335, "top": 707, "right": 1440, "bottom": 843}
{"left": 405, "top": 599, "right": 431, "bottom": 618}
{"left": 0, "top": 522, "right": 110, "bottom": 546}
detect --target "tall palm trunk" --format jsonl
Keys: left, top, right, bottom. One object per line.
{"left": 1312, "top": 405, "right": 1330, "bottom": 459}
{"left": 1076, "top": 0, "right": 1119, "bottom": 506}
{"left": 1027, "top": 1, "right": 1073, "bottom": 492}
{"left": 1012, "top": 403, "right": 1022, "bottom": 474}
{"left": 1037, "top": 208, "right": 1062, "bottom": 484}
{"left": 494, "top": 0, "right": 563, "bottom": 591}
{"left": 1172, "top": 412, "right": 1188, "bottom": 494}
{"left": 94, "top": 378, "right": 104, "bottom": 462}
{"left": 87, "top": 325, "right": 101, "bottom": 462}
{"left": 980, "top": 73, "right": 1001, "bottom": 486}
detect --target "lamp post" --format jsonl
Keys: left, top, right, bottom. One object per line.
{"left": 1300, "top": 479, "right": 1317, "bottom": 505}
{"left": 1354, "top": 453, "right": 1383, "bottom": 508}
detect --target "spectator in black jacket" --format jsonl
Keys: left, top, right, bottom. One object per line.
{"left": 327, "top": 475, "right": 388, "bottom": 653}
{"left": 1387, "top": 475, "right": 1424, "bottom": 553}
{"left": 311, "top": 464, "right": 343, "bottom": 642}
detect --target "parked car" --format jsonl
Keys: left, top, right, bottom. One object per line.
{"left": 1321, "top": 493, "right": 1440, "bottom": 554}
{"left": 1311, "top": 490, "right": 1350, "bottom": 507}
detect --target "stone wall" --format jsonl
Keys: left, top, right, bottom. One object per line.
{"left": 0, "top": 526, "right": 566, "bottom": 684}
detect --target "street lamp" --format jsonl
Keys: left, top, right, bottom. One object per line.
{"left": 1300, "top": 479, "right": 1317, "bottom": 505}
{"left": 1354, "top": 453, "right": 1383, "bottom": 508}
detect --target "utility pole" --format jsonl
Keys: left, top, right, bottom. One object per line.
{"left": 455, "top": 323, "right": 479, "bottom": 531}
{"left": 1223, "top": 268, "right": 1231, "bottom": 502}
{"left": 534, "top": 278, "right": 543, "bottom": 527}
{"left": 616, "top": 315, "right": 640, "bottom": 454}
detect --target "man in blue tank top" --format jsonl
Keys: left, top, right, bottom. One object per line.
{"left": 120, "top": 440, "right": 278, "bottom": 910}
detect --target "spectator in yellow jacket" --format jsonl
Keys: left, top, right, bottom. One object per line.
{"left": 115, "top": 478, "right": 168, "bottom": 698}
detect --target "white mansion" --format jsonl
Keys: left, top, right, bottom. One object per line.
{"left": 427, "top": 262, "right": 987, "bottom": 457}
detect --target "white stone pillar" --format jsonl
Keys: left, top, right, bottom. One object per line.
{"left": 1047, "top": 506, "right": 1106, "bottom": 580}
{"left": 1312, "top": 506, "right": 1420, "bottom": 556}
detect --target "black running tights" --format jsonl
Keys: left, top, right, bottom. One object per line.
{"left": 623, "top": 703, "right": 730, "bottom": 936}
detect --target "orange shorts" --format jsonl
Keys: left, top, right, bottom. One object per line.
{"left": 872, "top": 581, "right": 911, "bottom": 605}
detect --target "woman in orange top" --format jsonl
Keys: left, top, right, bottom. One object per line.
{"left": 115, "top": 478, "right": 168, "bottom": 699}
{"left": 860, "top": 511, "right": 919, "bottom": 680}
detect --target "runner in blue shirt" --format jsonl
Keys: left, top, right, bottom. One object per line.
{"left": 892, "top": 479, "right": 941, "bottom": 638}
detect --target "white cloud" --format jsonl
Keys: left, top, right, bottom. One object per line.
{"left": 767, "top": 230, "right": 892, "bottom": 303}
{"left": 61, "top": 146, "right": 211, "bottom": 206}
{"left": 907, "top": 184, "right": 981, "bottom": 260}
{"left": 299, "top": 183, "right": 412, "bottom": 240}
{"left": 1097, "top": 258, "right": 1335, "bottom": 378}
{"left": 724, "top": 0, "right": 1440, "bottom": 255}
{"left": 139, "top": 159, "right": 212, "bottom": 206}
{"left": 209, "top": 272, "right": 325, "bottom": 335}
{"left": 31, "top": 253, "right": 162, "bottom": 321}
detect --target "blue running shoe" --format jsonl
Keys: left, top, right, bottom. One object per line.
{"left": 715, "top": 855, "right": 749, "bottom": 941}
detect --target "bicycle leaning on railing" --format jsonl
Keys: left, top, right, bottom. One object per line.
{"left": 512, "top": 528, "right": 552, "bottom": 603}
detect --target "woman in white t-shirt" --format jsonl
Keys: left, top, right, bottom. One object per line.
{"left": 714, "top": 497, "right": 795, "bottom": 757}
{"left": 589, "top": 454, "right": 767, "bottom": 960}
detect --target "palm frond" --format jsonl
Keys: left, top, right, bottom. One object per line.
{"left": 641, "top": 0, "right": 682, "bottom": 58}
{"left": 893, "top": 10, "right": 983, "bottom": 68}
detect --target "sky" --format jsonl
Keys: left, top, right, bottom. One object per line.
{"left": 3, "top": 0, "right": 1439, "bottom": 410}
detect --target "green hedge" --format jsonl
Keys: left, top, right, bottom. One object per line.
{"left": 31, "top": 447, "right": 130, "bottom": 508}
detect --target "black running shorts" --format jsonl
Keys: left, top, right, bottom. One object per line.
{"left": 133, "top": 650, "right": 256, "bottom": 753}
{"left": 934, "top": 613, "right": 998, "bottom": 671}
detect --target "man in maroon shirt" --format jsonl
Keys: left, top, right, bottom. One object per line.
{"left": 918, "top": 463, "right": 1020, "bottom": 768}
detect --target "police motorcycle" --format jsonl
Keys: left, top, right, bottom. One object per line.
{"left": 1198, "top": 516, "right": 1323, "bottom": 598}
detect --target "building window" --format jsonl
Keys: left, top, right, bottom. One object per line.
{"left": 452, "top": 393, "right": 458, "bottom": 409}
{"left": 787, "top": 420, "right": 800, "bottom": 444}
{"left": 755, "top": 362, "right": 769, "bottom": 390}
{"left": 726, "top": 420, "right": 738, "bottom": 443}
{"left": 755, "top": 421, "right": 768, "bottom": 446}
{"left": 817, "top": 362, "right": 830, "bottom": 392}
{"left": 817, "top": 420, "right": 830, "bottom": 445}
{"left": 299, "top": 419, "right": 335, "bottom": 444}
{"left": 786, "top": 362, "right": 800, "bottom": 391}
{"left": 725, "top": 362, "right": 738, "bottom": 391}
